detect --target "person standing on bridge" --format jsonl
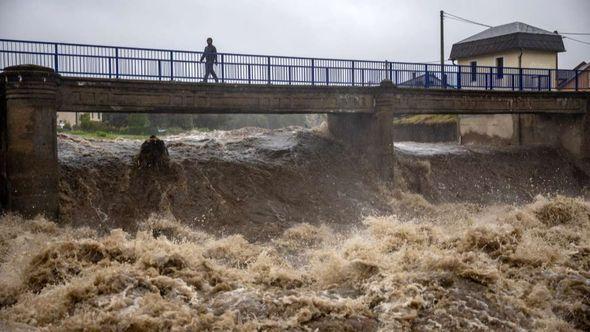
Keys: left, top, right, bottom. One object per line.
{"left": 200, "top": 37, "right": 218, "bottom": 83}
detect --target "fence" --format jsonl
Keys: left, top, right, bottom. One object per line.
{"left": 0, "top": 38, "right": 586, "bottom": 91}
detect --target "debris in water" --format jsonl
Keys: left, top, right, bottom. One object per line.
{"left": 135, "top": 135, "right": 170, "bottom": 170}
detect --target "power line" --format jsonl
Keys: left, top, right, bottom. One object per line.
{"left": 563, "top": 36, "right": 590, "bottom": 46}
{"left": 444, "top": 16, "right": 489, "bottom": 29}
{"left": 442, "top": 11, "right": 492, "bottom": 28}
{"left": 560, "top": 32, "right": 590, "bottom": 36}
{"left": 443, "top": 12, "right": 491, "bottom": 28}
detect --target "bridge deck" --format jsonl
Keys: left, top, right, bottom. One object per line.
{"left": 59, "top": 77, "right": 589, "bottom": 115}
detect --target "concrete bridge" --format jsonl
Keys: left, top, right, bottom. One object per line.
{"left": 1, "top": 65, "right": 589, "bottom": 219}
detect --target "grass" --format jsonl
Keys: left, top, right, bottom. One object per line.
{"left": 61, "top": 127, "right": 213, "bottom": 140}
{"left": 62, "top": 130, "right": 150, "bottom": 140}
{"left": 393, "top": 114, "right": 458, "bottom": 125}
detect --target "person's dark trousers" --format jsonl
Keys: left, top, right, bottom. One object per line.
{"left": 204, "top": 62, "right": 218, "bottom": 83}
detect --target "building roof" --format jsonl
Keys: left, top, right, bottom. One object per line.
{"left": 399, "top": 73, "right": 451, "bottom": 88}
{"left": 573, "top": 61, "right": 589, "bottom": 71}
{"left": 558, "top": 61, "right": 589, "bottom": 88}
{"left": 450, "top": 22, "right": 565, "bottom": 60}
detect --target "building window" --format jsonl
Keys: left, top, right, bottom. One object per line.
{"left": 496, "top": 57, "right": 504, "bottom": 79}
{"left": 470, "top": 61, "right": 477, "bottom": 82}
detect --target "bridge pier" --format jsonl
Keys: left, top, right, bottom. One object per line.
{"left": 0, "top": 65, "right": 59, "bottom": 219}
{"left": 327, "top": 111, "right": 394, "bottom": 183}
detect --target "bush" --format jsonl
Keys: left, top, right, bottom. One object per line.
{"left": 79, "top": 113, "right": 93, "bottom": 130}
{"left": 79, "top": 113, "right": 112, "bottom": 132}
{"left": 127, "top": 114, "right": 151, "bottom": 135}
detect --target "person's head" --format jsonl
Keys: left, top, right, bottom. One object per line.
{"left": 206, "top": 37, "right": 213, "bottom": 45}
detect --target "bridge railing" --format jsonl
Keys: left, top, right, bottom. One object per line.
{"left": 0, "top": 38, "right": 586, "bottom": 91}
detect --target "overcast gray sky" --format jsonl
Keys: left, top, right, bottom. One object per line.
{"left": 1, "top": 0, "right": 589, "bottom": 68}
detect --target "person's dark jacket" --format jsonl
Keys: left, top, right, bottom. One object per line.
{"left": 200, "top": 45, "right": 217, "bottom": 63}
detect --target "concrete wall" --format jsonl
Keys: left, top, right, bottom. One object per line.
{"left": 459, "top": 111, "right": 590, "bottom": 160}
{"left": 459, "top": 114, "right": 517, "bottom": 145}
{"left": 519, "top": 113, "right": 586, "bottom": 157}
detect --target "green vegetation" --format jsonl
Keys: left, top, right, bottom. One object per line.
{"left": 127, "top": 114, "right": 151, "bottom": 135}
{"left": 393, "top": 114, "right": 458, "bottom": 125}
{"left": 60, "top": 113, "right": 324, "bottom": 140}
{"left": 61, "top": 130, "right": 148, "bottom": 140}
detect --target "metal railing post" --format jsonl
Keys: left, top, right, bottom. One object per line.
{"left": 424, "top": 64, "right": 429, "bottom": 88}
{"left": 385, "top": 60, "right": 389, "bottom": 80}
{"left": 389, "top": 62, "right": 393, "bottom": 82}
{"left": 519, "top": 68, "right": 523, "bottom": 91}
{"left": 115, "top": 47, "right": 119, "bottom": 79}
{"left": 266, "top": 56, "right": 271, "bottom": 84}
{"left": 511, "top": 74, "right": 515, "bottom": 91}
{"left": 311, "top": 59, "right": 315, "bottom": 85}
{"left": 548, "top": 69, "right": 551, "bottom": 91}
{"left": 53, "top": 43, "right": 59, "bottom": 72}
{"left": 538, "top": 75, "right": 541, "bottom": 91}
{"left": 108, "top": 57, "right": 112, "bottom": 78}
{"left": 221, "top": 54, "right": 225, "bottom": 83}
{"left": 325, "top": 67, "right": 329, "bottom": 85}
{"left": 489, "top": 67, "right": 494, "bottom": 90}
{"left": 288, "top": 65, "right": 292, "bottom": 85}
{"left": 158, "top": 60, "right": 162, "bottom": 81}
{"left": 394, "top": 70, "right": 398, "bottom": 85}
{"left": 169, "top": 51, "right": 174, "bottom": 81}
{"left": 351, "top": 60, "right": 355, "bottom": 86}
{"left": 361, "top": 69, "right": 365, "bottom": 86}
{"left": 247, "top": 64, "right": 251, "bottom": 84}
{"left": 457, "top": 65, "right": 462, "bottom": 89}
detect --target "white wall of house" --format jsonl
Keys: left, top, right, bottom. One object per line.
{"left": 456, "top": 49, "right": 557, "bottom": 69}
{"left": 57, "top": 112, "right": 102, "bottom": 127}
{"left": 454, "top": 50, "right": 558, "bottom": 90}
{"left": 57, "top": 112, "right": 77, "bottom": 126}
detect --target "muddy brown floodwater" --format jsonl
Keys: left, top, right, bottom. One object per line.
{"left": 1, "top": 126, "right": 589, "bottom": 331}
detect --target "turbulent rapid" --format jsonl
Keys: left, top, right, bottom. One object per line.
{"left": 1, "top": 127, "right": 589, "bottom": 331}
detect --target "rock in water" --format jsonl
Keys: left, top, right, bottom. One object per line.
{"left": 136, "top": 135, "right": 169, "bottom": 170}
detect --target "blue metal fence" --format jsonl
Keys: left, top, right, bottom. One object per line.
{"left": 0, "top": 39, "right": 584, "bottom": 91}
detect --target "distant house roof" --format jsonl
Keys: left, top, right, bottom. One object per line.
{"left": 573, "top": 61, "right": 589, "bottom": 71}
{"left": 450, "top": 22, "right": 565, "bottom": 60}
{"left": 558, "top": 61, "right": 589, "bottom": 88}
{"left": 399, "top": 73, "right": 451, "bottom": 88}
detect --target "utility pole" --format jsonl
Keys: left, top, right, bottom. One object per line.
{"left": 440, "top": 10, "right": 446, "bottom": 87}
